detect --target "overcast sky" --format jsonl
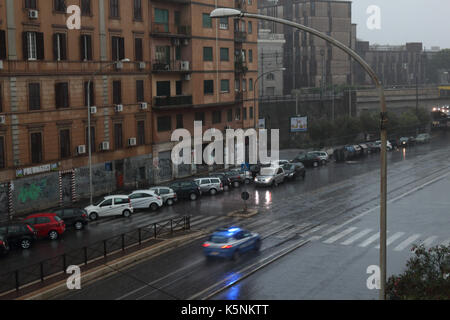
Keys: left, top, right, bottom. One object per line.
{"left": 351, "top": 0, "right": 449, "bottom": 49}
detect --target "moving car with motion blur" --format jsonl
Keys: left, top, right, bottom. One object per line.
{"left": 254, "top": 166, "right": 285, "bottom": 187}
{"left": 203, "top": 227, "right": 261, "bottom": 260}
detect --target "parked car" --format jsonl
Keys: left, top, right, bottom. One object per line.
{"left": 203, "top": 227, "right": 261, "bottom": 260}
{"left": 170, "top": 180, "right": 202, "bottom": 201}
{"left": 375, "top": 140, "right": 393, "bottom": 151}
{"left": 209, "top": 173, "right": 232, "bottom": 191}
{"left": 0, "top": 222, "right": 37, "bottom": 249}
{"left": 282, "top": 162, "right": 306, "bottom": 180}
{"left": 223, "top": 170, "right": 246, "bottom": 188}
{"left": 194, "top": 177, "right": 224, "bottom": 195}
{"left": 359, "top": 144, "right": 369, "bottom": 156}
{"left": 0, "top": 235, "right": 9, "bottom": 256}
{"left": 85, "top": 195, "right": 133, "bottom": 221}
{"left": 366, "top": 142, "right": 380, "bottom": 154}
{"left": 129, "top": 190, "right": 163, "bottom": 211}
{"left": 229, "top": 168, "right": 253, "bottom": 184}
{"left": 254, "top": 166, "right": 285, "bottom": 187}
{"left": 292, "top": 152, "right": 322, "bottom": 167}
{"left": 270, "top": 160, "right": 290, "bottom": 167}
{"left": 308, "top": 151, "right": 329, "bottom": 165}
{"left": 51, "top": 207, "right": 89, "bottom": 230}
{"left": 416, "top": 133, "right": 431, "bottom": 144}
{"left": 23, "top": 213, "right": 66, "bottom": 240}
{"left": 149, "top": 186, "right": 177, "bottom": 206}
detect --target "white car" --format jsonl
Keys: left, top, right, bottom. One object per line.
{"left": 85, "top": 195, "right": 134, "bottom": 221}
{"left": 375, "top": 140, "right": 393, "bottom": 151}
{"left": 129, "top": 190, "right": 163, "bottom": 211}
{"left": 149, "top": 187, "right": 177, "bottom": 206}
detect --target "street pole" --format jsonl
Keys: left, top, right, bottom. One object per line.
{"left": 211, "top": 9, "right": 389, "bottom": 299}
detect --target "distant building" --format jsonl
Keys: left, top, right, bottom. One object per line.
{"left": 258, "top": 29, "right": 285, "bottom": 96}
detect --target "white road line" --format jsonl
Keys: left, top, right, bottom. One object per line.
{"left": 420, "top": 236, "right": 438, "bottom": 248}
{"left": 323, "top": 227, "right": 358, "bottom": 244}
{"left": 358, "top": 233, "right": 380, "bottom": 247}
{"left": 190, "top": 216, "right": 220, "bottom": 226}
{"left": 393, "top": 234, "right": 422, "bottom": 251}
{"left": 375, "top": 232, "right": 405, "bottom": 249}
{"left": 302, "top": 225, "right": 328, "bottom": 240}
{"left": 341, "top": 229, "right": 372, "bottom": 245}
{"left": 441, "top": 238, "right": 450, "bottom": 247}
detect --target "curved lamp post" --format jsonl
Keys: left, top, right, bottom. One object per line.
{"left": 87, "top": 58, "right": 131, "bottom": 205}
{"left": 211, "top": 8, "right": 389, "bottom": 300}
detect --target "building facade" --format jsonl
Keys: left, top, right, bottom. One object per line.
{"left": 258, "top": 28, "right": 285, "bottom": 97}
{"left": 0, "top": 0, "right": 258, "bottom": 217}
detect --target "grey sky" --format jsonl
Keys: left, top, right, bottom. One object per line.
{"left": 351, "top": 0, "right": 449, "bottom": 49}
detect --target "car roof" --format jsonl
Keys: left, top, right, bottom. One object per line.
{"left": 104, "top": 195, "right": 128, "bottom": 199}
{"left": 212, "top": 227, "right": 244, "bottom": 237}
{"left": 131, "top": 190, "right": 156, "bottom": 194}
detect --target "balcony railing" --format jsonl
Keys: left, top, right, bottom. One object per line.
{"left": 152, "top": 60, "right": 191, "bottom": 73}
{"left": 151, "top": 23, "right": 191, "bottom": 37}
{"left": 154, "top": 95, "right": 193, "bottom": 107}
{"left": 234, "top": 31, "right": 247, "bottom": 43}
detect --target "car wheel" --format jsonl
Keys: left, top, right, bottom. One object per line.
{"left": 233, "top": 181, "right": 240, "bottom": 188}
{"left": 254, "top": 239, "right": 262, "bottom": 251}
{"left": 89, "top": 212, "right": 98, "bottom": 221}
{"left": 122, "top": 210, "right": 131, "bottom": 218}
{"left": 74, "top": 221, "right": 84, "bottom": 231}
{"left": 20, "top": 239, "right": 31, "bottom": 250}
{"left": 150, "top": 203, "right": 159, "bottom": 212}
{"left": 232, "top": 250, "right": 240, "bottom": 261}
{"left": 166, "top": 198, "right": 174, "bottom": 206}
{"left": 313, "top": 161, "right": 319, "bottom": 167}
{"left": 49, "top": 230, "right": 59, "bottom": 241}
{"left": 210, "top": 188, "right": 217, "bottom": 196}
{"left": 190, "top": 193, "right": 198, "bottom": 201}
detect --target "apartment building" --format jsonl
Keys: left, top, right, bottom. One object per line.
{"left": 0, "top": 0, "right": 258, "bottom": 216}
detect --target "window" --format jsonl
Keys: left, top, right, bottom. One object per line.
{"left": 266, "top": 73, "right": 275, "bottom": 80}
{"left": 85, "top": 126, "right": 96, "bottom": 153}
{"left": 25, "top": 0, "right": 37, "bottom": 9}
{"left": 29, "top": 83, "right": 41, "bottom": 110}
{"left": 54, "top": 0, "right": 66, "bottom": 12}
{"left": 81, "top": 0, "right": 91, "bottom": 15}
{"left": 156, "top": 81, "right": 170, "bottom": 96}
{"left": 203, "top": 47, "right": 213, "bottom": 61}
{"left": 113, "top": 81, "right": 122, "bottom": 104}
{"left": 249, "top": 106, "right": 254, "bottom": 119}
{"left": 249, "top": 49, "right": 253, "bottom": 63}
{"left": 176, "top": 114, "right": 183, "bottom": 129}
{"left": 212, "top": 110, "right": 222, "bottom": 124}
{"left": 111, "top": 36, "right": 125, "bottom": 61}
{"left": 0, "top": 136, "right": 5, "bottom": 169}
{"left": 157, "top": 116, "right": 171, "bottom": 132}
{"left": 248, "top": 21, "right": 253, "bottom": 34}
{"left": 60, "top": 129, "right": 71, "bottom": 159}
{"left": 249, "top": 78, "right": 253, "bottom": 91}
{"left": 100, "top": 199, "right": 112, "bottom": 207}
{"left": 219, "top": 17, "right": 228, "bottom": 30}
{"left": 55, "top": 82, "right": 69, "bottom": 108}
{"left": 155, "top": 8, "right": 169, "bottom": 32}
{"left": 155, "top": 46, "right": 170, "bottom": 63}
{"left": 84, "top": 81, "right": 95, "bottom": 106}
{"left": 242, "top": 79, "right": 247, "bottom": 91}
{"left": 110, "top": 0, "right": 120, "bottom": 18}
{"left": 136, "top": 80, "right": 144, "bottom": 102}
{"left": 176, "top": 81, "right": 182, "bottom": 95}
{"left": 202, "top": 13, "right": 212, "bottom": 28}
{"left": 220, "top": 48, "right": 229, "bottom": 61}
{"left": 135, "top": 38, "right": 143, "bottom": 61}
{"left": 23, "top": 32, "right": 44, "bottom": 60}
{"left": 227, "top": 109, "right": 233, "bottom": 122}
{"left": 114, "top": 123, "right": 123, "bottom": 149}
{"left": 195, "top": 112, "right": 205, "bottom": 123}
{"left": 0, "top": 30, "right": 6, "bottom": 60}
{"left": 220, "top": 79, "right": 230, "bottom": 93}
{"left": 204, "top": 80, "right": 214, "bottom": 95}
{"left": 80, "top": 34, "right": 92, "bottom": 61}
{"left": 235, "top": 79, "right": 240, "bottom": 92}
{"left": 175, "top": 46, "right": 181, "bottom": 61}
{"left": 137, "top": 120, "right": 145, "bottom": 145}
{"left": 133, "top": 0, "right": 142, "bottom": 20}
{"left": 243, "top": 107, "right": 247, "bottom": 120}
{"left": 235, "top": 108, "right": 241, "bottom": 120}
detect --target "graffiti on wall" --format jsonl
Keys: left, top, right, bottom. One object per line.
{"left": 17, "top": 179, "right": 47, "bottom": 203}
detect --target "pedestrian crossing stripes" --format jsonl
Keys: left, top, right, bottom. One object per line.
{"left": 323, "top": 227, "right": 358, "bottom": 244}
{"left": 420, "top": 236, "right": 438, "bottom": 247}
{"left": 341, "top": 229, "right": 372, "bottom": 245}
{"left": 358, "top": 233, "right": 380, "bottom": 248}
{"left": 393, "top": 234, "right": 422, "bottom": 251}
{"left": 375, "top": 232, "right": 405, "bottom": 249}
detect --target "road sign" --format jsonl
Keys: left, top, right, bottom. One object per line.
{"left": 241, "top": 191, "right": 250, "bottom": 201}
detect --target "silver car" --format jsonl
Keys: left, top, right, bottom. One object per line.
{"left": 149, "top": 186, "right": 177, "bottom": 206}
{"left": 254, "top": 166, "right": 285, "bottom": 187}
{"left": 194, "top": 177, "right": 224, "bottom": 195}
{"left": 308, "top": 151, "right": 329, "bottom": 164}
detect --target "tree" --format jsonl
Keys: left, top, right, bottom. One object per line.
{"left": 386, "top": 244, "right": 450, "bottom": 300}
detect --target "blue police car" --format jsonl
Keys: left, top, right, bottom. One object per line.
{"left": 202, "top": 227, "right": 261, "bottom": 260}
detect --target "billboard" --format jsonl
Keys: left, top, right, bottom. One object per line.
{"left": 290, "top": 116, "right": 307, "bottom": 132}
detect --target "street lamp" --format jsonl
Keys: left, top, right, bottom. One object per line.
{"left": 211, "top": 8, "right": 389, "bottom": 300}
{"left": 87, "top": 58, "right": 131, "bottom": 205}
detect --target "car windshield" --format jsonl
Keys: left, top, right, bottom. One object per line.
{"left": 209, "top": 235, "right": 229, "bottom": 244}
{"left": 93, "top": 198, "right": 105, "bottom": 206}
{"left": 260, "top": 168, "right": 276, "bottom": 176}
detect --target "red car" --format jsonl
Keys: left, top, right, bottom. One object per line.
{"left": 23, "top": 213, "right": 66, "bottom": 240}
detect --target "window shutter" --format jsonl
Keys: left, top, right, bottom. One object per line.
{"left": 60, "top": 34, "right": 67, "bottom": 60}
{"left": 53, "top": 34, "right": 58, "bottom": 60}
{"left": 119, "top": 37, "right": 125, "bottom": 60}
{"left": 80, "top": 35, "right": 85, "bottom": 60}
{"left": 0, "top": 30, "right": 6, "bottom": 60}
{"left": 36, "top": 32, "right": 44, "bottom": 60}
{"left": 22, "top": 32, "right": 29, "bottom": 60}
{"left": 87, "top": 35, "right": 92, "bottom": 60}
{"left": 112, "top": 37, "right": 118, "bottom": 61}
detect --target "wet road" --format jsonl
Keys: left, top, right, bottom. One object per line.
{"left": 50, "top": 133, "right": 450, "bottom": 300}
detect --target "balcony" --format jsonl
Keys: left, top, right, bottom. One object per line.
{"left": 153, "top": 95, "right": 193, "bottom": 109}
{"left": 151, "top": 23, "right": 191, "bottom": 38}
{"left": 152, "top": 60, "right": 191, "bottom": 73}
{"left": 234, "top": 31, "right": 247, "bottom": 43}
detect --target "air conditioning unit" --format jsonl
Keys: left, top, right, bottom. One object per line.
{"left": 180, "top": 61, "right": 190, "bottom": 71}
{"left": 28, "top": 10, "right": 39, "bottom": 19}
{"left": 0, "top": 115, "right": 6, "bottom": 125}
{"left": 128, "top": 138, "right": 137, "bottom": 147}
{"left": 77, "top": 145, "right": 87, "bottom": 155}
{"left": 90, "top": 106, "right": 97, "bottom": 114}
{"left": 115, "top": 61, "right": 123, "bottom": 70}
{"left": 100, "top": 141, "right": 110, "bottom": 151}
{"left": 138, "top": 62, "right": 146, "bottom": 70}
{"left": 139, "top": 102, "right": 148, "bottom": 110}
{"left": 115, "top": 104, "right": 123, "bottom": 112}
{"left": 184, "top": 74, "right": 191, "bottom": 81}
{"left": 183, "top": 39, "right": 189, "bottom": 46}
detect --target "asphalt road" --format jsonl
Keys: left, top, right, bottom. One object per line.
{"left": 46, "top": 133, "right": 450, "bottom": 300}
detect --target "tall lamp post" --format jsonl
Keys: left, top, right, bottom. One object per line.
{"left": 87, "top": 58, "right": 131, "bottom": 205}
{"left": 211, "top": 8, "right": 389, "bottom": 300}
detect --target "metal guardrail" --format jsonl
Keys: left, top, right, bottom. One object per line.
{"left": 0, "top": 216, "right": 191, "bottom": 295}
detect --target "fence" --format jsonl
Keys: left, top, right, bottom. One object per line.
{"left": 0, "top": 216, "right": 191, "bottom": 295}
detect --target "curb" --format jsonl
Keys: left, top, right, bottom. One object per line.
{"left": 17, "top": 231, "right": 207, "bottom": 300}
{"left": 228, "top": 208, "right": 259, "bottom": 218}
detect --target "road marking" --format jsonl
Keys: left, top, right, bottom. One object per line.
{"left": 393, "top": 234, "right": 422, "bottom": 251}
{"left": 375, "top": 232, "right": 405, "bottom": 248}
{"left": 243, "top": 218, "right": 272, "bottom": 229}
{"left": 358, "top": 233, "right": 380, "bottom": 247}
{"left": 420, "top": 236, "right": 438, "bottom": 248}
{"left": 323, "top": 227, "right": 358, "bottom": 244}
{"left": 341, "top": 229, "right": 372, "bottom": 245}
{"left": 302, "top": 225, "right": 327, "bottom": 240}
{"left": 190, "top": 215, "right": 221, "bottom": 226}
